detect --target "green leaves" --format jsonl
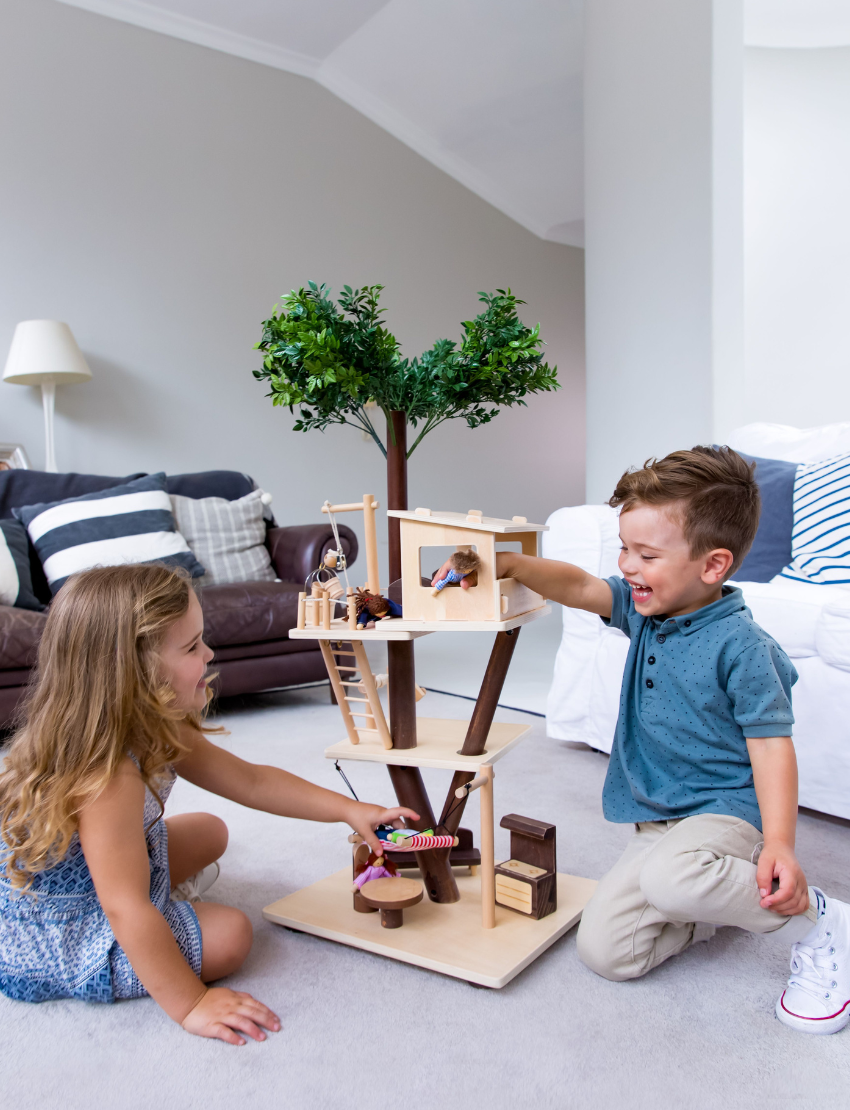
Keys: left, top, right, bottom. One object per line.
{"left": 254, "top": 285, "right": 559, "bottom": 458}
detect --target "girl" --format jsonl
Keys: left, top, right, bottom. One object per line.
{"left": 0, "top": 564, "right": 416, "bottom": 1045}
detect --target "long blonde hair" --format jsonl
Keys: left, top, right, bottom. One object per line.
{"left": 0, "top": 563, "right": 209, "bottom": 888}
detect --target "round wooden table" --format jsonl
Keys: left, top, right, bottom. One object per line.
{"left": 358, "top": 877, "right": 424, "bottom": 928}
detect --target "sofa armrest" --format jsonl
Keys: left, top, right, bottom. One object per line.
{"left": 266, "top": 524, "right": 359, "bottom": 586}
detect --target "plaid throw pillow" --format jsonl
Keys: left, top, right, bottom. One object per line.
{"left": 169, "top": 489, "right": 276, "bottom": 587}
{"left": 14, "top": 472, "right": 205, "bottom": 594}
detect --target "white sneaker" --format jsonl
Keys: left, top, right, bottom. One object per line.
{"left": 170, "top": 861, "right": 220, "bottom": 904}
{"left": 775, "top": 889, "right": 850, "bottom": 1035}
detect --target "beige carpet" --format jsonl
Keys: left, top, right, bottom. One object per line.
{"left": 3, "top": 686, "right": 850, "bottom": 1110}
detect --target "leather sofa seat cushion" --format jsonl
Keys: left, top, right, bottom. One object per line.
{"left": 199, "top": 581, "right": 301, "bottom": 648}
{"left": 0, "top": 606, "right": 46, "bottom": 670}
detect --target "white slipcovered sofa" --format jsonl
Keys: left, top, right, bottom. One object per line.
{"left": 544, "top": 424, "right": 850, "bottom": 821}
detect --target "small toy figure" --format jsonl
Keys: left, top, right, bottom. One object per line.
{"left": 352, "top": 849, "right": 399, "bottom": 891}
{"left": 355, "top": 588, "right": 403, "bottom": 628}
{"left": 431, "top": 548, "right": 481, "bottom": 595}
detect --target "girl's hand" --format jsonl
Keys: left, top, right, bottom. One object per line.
{"left": 349, "top": 804, "right": 420, "bottom": 854}
{"left": 181, "top": 987, "right": 281, "bottom": 1046}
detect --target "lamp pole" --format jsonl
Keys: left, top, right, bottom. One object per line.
{"left": 41, "top": 381, "right": 57, "bottom": 473}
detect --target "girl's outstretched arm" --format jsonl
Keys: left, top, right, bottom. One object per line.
{"left": 78, "top": 757, "right": 279, "bottom": 1045}
{"left": 175, "top": 729, "right": 417, "bottom": 853}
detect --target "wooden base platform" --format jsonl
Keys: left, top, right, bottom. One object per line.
{"left": 263, "top": 868, "right": 596, "bottom": 988}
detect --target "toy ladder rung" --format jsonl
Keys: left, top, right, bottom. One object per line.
{"left": 349, "top": 713, "right": 375, "bottom": 720}
{"left": 336, "top": 666, "right": 359, "bottom": 672}
{"left": 344, "top": 697, "right": 369, "bottom": 703}
{"left": 356, "top": 729, "right": 380, "bottom": 736}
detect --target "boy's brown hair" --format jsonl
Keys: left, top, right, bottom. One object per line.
{"left": 608, "top": 445, "right": 760, "bottom": 576}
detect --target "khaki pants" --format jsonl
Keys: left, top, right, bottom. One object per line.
{"left": 576, "top": 813, "right": 817, "bottom": 982}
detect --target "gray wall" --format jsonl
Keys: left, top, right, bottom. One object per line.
{"left": 584, "top": 0, "right": 744, "bottom": 503}
{"left": 0, "top": 0, "right": 584, "bottom": 573}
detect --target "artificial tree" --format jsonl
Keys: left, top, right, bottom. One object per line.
{"left": 254, "top": 283, "right": 559, "bottom": 901}
{"left": 255, "top": 282, "right": 558, "bottom": 574}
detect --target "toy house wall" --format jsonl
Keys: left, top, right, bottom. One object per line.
{"left": 399, "top": 520, "right": 543, "bottom": 622}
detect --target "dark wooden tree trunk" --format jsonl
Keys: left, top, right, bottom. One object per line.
{"left": 385, "top": 410, "right": 459, "bottom": 903}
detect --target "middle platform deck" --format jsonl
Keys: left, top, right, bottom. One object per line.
{"left": 324, "top": 717, "right": 530, "bottom": 771}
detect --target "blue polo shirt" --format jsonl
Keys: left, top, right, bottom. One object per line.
{"left": 601, "top": 577, "right": 797, "bottom": 832}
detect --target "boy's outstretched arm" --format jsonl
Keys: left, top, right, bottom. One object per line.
{"left": 747, "top": 736, "right": 809, "bottom": 917}
{"left": 432, "top": 552, "right": 612, "bottom": 617}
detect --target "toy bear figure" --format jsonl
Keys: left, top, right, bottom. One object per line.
{"left": 431, "top": 548, "right": 481, "bottom": 595}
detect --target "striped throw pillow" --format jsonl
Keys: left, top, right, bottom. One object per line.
{"left": 169, "top": 489, "right": 276, "bottom": 587}
{"left": 14, "top": 472, "right": 205, "bottom": 594}
{"left": 780, "top": 452, "right": 850, "bottom": 586}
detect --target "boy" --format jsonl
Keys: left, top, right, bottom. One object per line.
{"left": 434, "top": 446, "right": 850, "bottom": 1034}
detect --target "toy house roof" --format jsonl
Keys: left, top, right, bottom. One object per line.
{"left": 386, "top": 509, "right": 548, "bottom": 534}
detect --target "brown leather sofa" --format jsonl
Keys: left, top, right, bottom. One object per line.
{"left": 0, "top": 468, "right": 357, "bottom": 729}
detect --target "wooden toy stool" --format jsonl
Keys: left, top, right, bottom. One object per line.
{"left": 358, "top": 877, "right": 424, "bottom": 928}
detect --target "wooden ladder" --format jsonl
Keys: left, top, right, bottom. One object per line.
{"left": 319, "top": 640, "right": 393, "bottom": 750}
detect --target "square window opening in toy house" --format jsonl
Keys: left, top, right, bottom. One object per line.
{"left": 419, "top": 545, "right": 479, "bottom": 587}
{"left": 495, "top": 541, "right": 523, "bottom": 556}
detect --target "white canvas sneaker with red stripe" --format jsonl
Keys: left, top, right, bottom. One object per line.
{"left": 776, "top": 889, "right": 850, "bottom": 1035}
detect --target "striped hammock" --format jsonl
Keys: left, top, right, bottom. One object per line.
{"left": 378, "top": 834, "right": 457, "bottom": 851}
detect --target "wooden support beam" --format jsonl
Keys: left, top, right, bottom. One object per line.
{"left": 435, "top": 629, "right": 521, "bottom": 858}
{"left": 480, "top": 765, "right": 495, "bottom": 929}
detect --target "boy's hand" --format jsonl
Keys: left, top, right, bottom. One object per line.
{"left": 756, "top": 842, "right": 810, "bottom": 916}
{"left": 349, "top": 804, "right": 420, "bottom": 854}
{"left": 431, "top": 552, "right": 514, "bottom": 590}
{"left": 181, "top": 987, "right": 281, "bottom": 1046}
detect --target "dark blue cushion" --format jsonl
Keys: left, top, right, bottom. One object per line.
{"left": 0, "top": 519, "right": 45, "bottom": 610}
{"left": 736, "top": 452, "right": 797, "bottom": 583}
{"left": 165, "top": 471, "right": 256, "bottom": 501}
{"left": 0, "top": 470, "right": 146, "bottom": 520}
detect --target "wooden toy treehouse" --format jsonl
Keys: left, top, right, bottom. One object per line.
{"left": 264, "top": 495, "right": 596, "bottom": 989}
{"left": 389, "top": 507, "right": 546, "bottom": 624}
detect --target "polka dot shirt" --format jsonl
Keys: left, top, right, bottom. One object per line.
{"left": 600, "top": 577, "right": 798, "bottom": 832}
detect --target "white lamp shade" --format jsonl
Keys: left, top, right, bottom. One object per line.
{"left": 3, "top": 320, "right": 92, "bottom": 386}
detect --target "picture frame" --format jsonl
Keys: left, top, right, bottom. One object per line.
{"left": 0, "top": 443, "right": 30, "bottom": 471}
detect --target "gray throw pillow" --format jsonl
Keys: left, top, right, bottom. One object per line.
{"left": 170, "top": 489, "right": 276, "bottom": 587}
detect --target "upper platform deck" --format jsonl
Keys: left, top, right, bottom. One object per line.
{"left": 288, "top": 605, "right": 550, "bottom": 641}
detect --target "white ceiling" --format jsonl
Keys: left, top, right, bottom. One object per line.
{"left": 55, "top": 1, "right": 850, "bottom": 250}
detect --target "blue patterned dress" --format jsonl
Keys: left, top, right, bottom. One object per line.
{"left": 0, "top": 764, "right": 202, "bottom": 1003}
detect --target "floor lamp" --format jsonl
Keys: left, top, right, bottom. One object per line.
{"left": 3, "top": 321, "right": 92, "bottom": 473}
